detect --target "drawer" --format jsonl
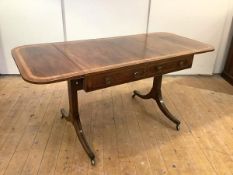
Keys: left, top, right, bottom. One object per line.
{"left": 147, "top": 55, "right": 194, "bottom": 76}
{"left": 84, "top": 66, "right": 146, "bottom": 92}
{"left": 84, "top": 55, "right": 194, "bottom": 92}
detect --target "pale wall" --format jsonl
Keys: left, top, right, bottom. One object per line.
{"left": 0, "top": 0, "right": 64, "bottom": 74}
{"left": 0, "top": 0, "right": 232, "bottom": 74}
{"left": 149, "top": 0, "right": 231, "bottom": 74}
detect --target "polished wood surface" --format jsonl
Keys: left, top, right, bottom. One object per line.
{"left": 12, "top": 32, "right": 214, "bottom": 84}
{"left": 11, "top": 32, "right": 215, "bottom": 165}
{"left": 222, "top": 33, "right": 233, "bottom": 85}
{"left": 0, "top": 75, "right": 232, "bottom": 175}
{"left": 84, "top": 54, "right": 193, "bottom": 92}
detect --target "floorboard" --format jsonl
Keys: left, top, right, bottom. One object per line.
{"left": 0, "top": 75, "right": 232, "bottom": 175}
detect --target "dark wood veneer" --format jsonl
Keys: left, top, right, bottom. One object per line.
{"left": 12, "top": 32, "right": 214, "bottom": 84}
{"left": 12, "top": 32, "right": 214, "bottom": 165}
{"left": 84, "top": 54, "right": 193, "bottom": 92}
{"left": 222, "top": 33, "right": 233, "bottom": 85}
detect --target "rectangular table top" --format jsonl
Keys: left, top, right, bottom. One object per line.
{"left": 12, "top": 32, "right": 214, "bottom": 84}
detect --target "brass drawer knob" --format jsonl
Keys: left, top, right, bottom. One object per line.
{"left": 179, "top": 60, "right": 185, "bottom": 67}
{"left": 134, "top": 71, "right": 139, "bottom": 78}
{"left": 105, "top": 77, "right": 111, "bottom": 85}
{"left": 156, "top": 65, "right": 163, "bottom": 71}
{"left": 134, "top": 71, "right": 144, "bottom": 78}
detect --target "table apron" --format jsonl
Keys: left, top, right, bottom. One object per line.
{"left": 83, "top": 54, "right": 194, "bottom": 92}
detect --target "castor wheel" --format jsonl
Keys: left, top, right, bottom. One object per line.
{"left": 60, "top": 109, "right": 65, "bottom": 119}
{"left": 132, "top": 90, "right": 137, "bottom": 98}
{"left": 176, "top": 124, "right": 180, "bottom": 131}
{"left": 91, "top": 159, "right": 96, "bottom": 166}
{"left": 60, "top": 109, "right": 70, "bottom": 121}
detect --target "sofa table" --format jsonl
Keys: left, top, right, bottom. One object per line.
{"left": 12, "top": 32, "right": 214, "bottom": 165}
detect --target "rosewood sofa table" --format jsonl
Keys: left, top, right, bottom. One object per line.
{"left": 12, "top": 32, "right": 214, "bottom": 165}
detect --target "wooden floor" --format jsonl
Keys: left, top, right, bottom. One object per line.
{"left": 0, "top": 75, "right": 232, "bottom": 175}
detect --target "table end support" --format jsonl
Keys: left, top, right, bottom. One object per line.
{"left": 61, "top": 80, "right": 96, "bottom": 166}
{"left": 132, "top": 75, "right": 181, "bottom": 131}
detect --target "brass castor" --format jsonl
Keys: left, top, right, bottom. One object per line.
{"left": 176, "top": 124, "right": 180, "bottom": 131}
{"left": 91, "top": 158, "right": 95, "bottom": 166}
{"left": 132, "top": 91, "right": 136, "bottom": 98}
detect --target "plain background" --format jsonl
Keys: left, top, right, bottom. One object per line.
{"left": 0, "top": 0, "right": 233, "bottom": 75}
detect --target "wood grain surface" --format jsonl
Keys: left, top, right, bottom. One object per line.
{"left": 0, "top": 75, "right": 232, "bottom": 175}
{"left": 12, "top": 33, "right": 214, "bottom": 84}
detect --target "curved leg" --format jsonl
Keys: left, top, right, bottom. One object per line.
{"left": 155, "top": 90, "right": 180, "bottom": 131}
{"left": 132, "top": 90, "right": 152, "bottom": 99}
{"left": 61, "top": 80, "right": 95, "bottom": 165}
{"left": 73, "top": 113, "right": 95, "bottom": 165}
{"left": 61, "top": 108, "right": 71, "bottom": 121}
{"left": 132, "top": 75, "right": 181, "bottom": 131}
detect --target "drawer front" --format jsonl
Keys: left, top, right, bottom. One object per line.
{"left": 84, "top": 66, "right": 146, "bottom": 92}
{"left": 84, "top": 55, "right": 194, "bottom": 92}
{"left": 147, "top": 55, "right": 194, "bottom": 76}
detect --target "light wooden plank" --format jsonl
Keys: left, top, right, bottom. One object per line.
{"left": 0, "top": 83, "right": 46, "bottom": 175}
{"left": 2, "top": 83, "right": 59, "bottom": 175}
{"left": 19, "top": 84, "right": 64, "bottom": 175}
{"left": 36, "top": 84, "right": 67, "bottom": 175}
{"left": 87, "top": 90, "right": 104, "bottom": 175}
{"left": 111, "top": 85, "right": 137, "bottom": 175}
{"left": 165, "top": 76, "right": 231, "bottom": 174}
{"left": 101, "top": 88, "right": 119, "bottom": 175}
{"left": 0, "top": 76, "right": 232, "bottom": 175}
{"left": 0, "top": 77, "right": 25, "bottom": 126}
